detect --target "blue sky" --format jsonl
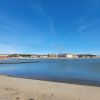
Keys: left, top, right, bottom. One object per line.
{"left": 0, "top": 0, "right": 100, "bottom": 54}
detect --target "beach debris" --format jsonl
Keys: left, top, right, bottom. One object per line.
{"left": 16, "top": 97, "right": 20, "bottom": 99}
{"left": 29, "top": 98, "right": 34, "bottom": 100}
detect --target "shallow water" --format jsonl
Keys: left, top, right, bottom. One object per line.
{"left": 0, "top": 58, "right": 100, "bottom": 85}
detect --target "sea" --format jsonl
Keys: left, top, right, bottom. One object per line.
{"left": 0, "top": 58, "right": 100, "bottom": 86}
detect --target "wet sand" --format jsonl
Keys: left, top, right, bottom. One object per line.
{"left": 0, "top": 75, "right": 100, "bottom": 100}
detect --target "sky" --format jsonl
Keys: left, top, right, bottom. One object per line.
{"left": 0, "top": 0, "right": 100, "bottom": 54}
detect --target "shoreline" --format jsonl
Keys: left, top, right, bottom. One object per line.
{"left": 1, "top": 74, "right": 100, "bottom": 87}
{"left": 0, "top": 75, "right": 100, "bottom": 100}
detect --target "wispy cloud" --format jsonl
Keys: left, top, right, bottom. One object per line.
{"left": 0, "top": 15, "right": 25, "bottom": 34}
{"left": 92, "top": 0, "right": 100, "bottom": 8}
{"left": 0, "top": 14, "right": 32, "bottom": 53}
{"left": 29, "top": 2, "right": 46, "bottom": 16}
{"left": 62, "top": 5, "right": 100, "bottom": 36}
{"left": 29, "top": 2, "right": 56, "bottom": 35}
{"left": 0, "top": 23, "right": 16, "bottom": 33}
{"left": 48, "top": 20, "right": 55, "bottom": 34}
{"left": 79, "top": 19, "right": 100, "bottom": 33}
{"left": 0, "top": 43, "right": 19, "bottom": 54}
{"left": 78, "top": 25, "right": 86, "bottom": 32}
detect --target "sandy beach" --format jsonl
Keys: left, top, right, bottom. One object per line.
{"left": 0, "top": 75, "right": 99, "bottom": 100}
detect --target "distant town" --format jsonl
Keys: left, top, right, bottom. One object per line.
{"left": 0, "top": 53, "right": 100, "bottom": 59}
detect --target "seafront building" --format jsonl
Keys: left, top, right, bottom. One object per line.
{"left": 57, "top": 53, "right": 78, "bottom": 58}
{"left": 0, "top": 53, "right": 97, "bottom": 59}
{"left": 48, "top": 54, "right": 57, "bottom": 58}
{"left": 0, "top": 54, "right": 9, "bottom": 59}
{"left": 77, "top": 54, "right": 96, "bottom": 58}
{"left": 65, "top": 54, "right": 78, "bottom": 58}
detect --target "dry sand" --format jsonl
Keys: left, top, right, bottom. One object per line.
{"left": 0, "top": 75, "right": 100, "bottom": 100}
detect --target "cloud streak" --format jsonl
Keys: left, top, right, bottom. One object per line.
{"left": 0, "top": 43, "right": 19, "bottom": 54}
{"left": 29, "top": 2, "right": 56, "bottom": 35}
{"left": 29, "top": 2, "right": 46, "bottom": 16}
{"left": 48, "top": 20, "right": 55, "bottom": 34}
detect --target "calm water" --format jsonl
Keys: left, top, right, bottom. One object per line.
{"left": 0, "top": 58, "right": 100, "bottom": 85}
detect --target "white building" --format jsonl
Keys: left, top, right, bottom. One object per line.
{"left": 65, "top": 54, "right": 78, "bottom": 58}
